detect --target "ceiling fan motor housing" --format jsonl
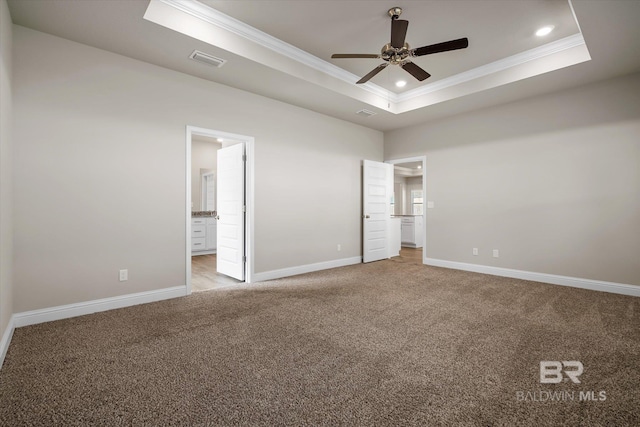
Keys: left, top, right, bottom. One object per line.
{"left": 388, "top": 7, "right": 403, "bottom": 19}
{"left": 331, "top": 6, "right": 468, "bottom": 84}
{"left": 381, "top": 43, "right": 411, "bottom": 65}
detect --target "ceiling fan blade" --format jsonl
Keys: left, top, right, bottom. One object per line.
{"left": 331, "top": 54, "right": 380, "bottom": 59}
{"left": 356, "top": 63, "right": 388, "bottom": 84}
{"left": 391, "top": 19, "right": 409, "bottom": 48}
{"left": 401, "top": 62, "right": 431, "bottom": 81}
{"left": 413, "top": 38, "right": 469, "bottom": 57}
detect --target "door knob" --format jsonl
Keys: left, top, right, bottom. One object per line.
{"left": 364, "top": 214, "right": 370, "bottom": 219}
{"left": 215, "top": 215, "right": 220, "bottom": 220}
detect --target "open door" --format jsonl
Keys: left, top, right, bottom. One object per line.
{"left": 216, "top": 143, "right": 245, "bottom": 281}
{"left": 363, "top": 160, "right": 393, "bottom": 263}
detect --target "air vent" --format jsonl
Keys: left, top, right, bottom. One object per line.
{"left": 189, "top": 50, "right": 227, "bottom": 68}
{"left": 356, "top": 109, "right": 377, "bottom": 117}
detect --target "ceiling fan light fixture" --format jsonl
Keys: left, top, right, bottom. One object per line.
{"left": 535, "top": 25, "right": 555, "bottom": 37}
{"left": 395, "top": 80, "right": 407, "bottom": 88}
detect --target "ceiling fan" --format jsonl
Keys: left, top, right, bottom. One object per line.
{"left": 331, "top": 7, "right": 469, "bottom": 84}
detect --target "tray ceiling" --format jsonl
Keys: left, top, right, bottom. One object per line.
{"left": 7, "top": 0, "right": 640, "bottom": 131}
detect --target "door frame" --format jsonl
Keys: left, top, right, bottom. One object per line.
{"left": 185, "top": 125, "right": 255, "bottom": 293}
{"left": 386, "top": 155, "right": 427, "bottom": 264}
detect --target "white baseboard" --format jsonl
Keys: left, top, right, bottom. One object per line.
{"left": 1, "top": 286, "right": 187, "bottom": 370}
{"left": 3, "top": 258, "right": 635, "bottom": 370}
{"left": 253, "top": 256, "right": 362, "bottom": 282}
{"left": 192, "top": 250, "right": 216, "bottom": 256}
{"left": 0, "top": 315, "right": 16, "bottom": 369}
{"left": 13, "top": 286, "right": 188, "bottom": 328}
{"left": 425, "top": 258, "right": 640, "bottom": 297}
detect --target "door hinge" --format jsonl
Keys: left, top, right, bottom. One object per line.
{"left": 242, "top": 154, "right": 247, "bottom": 162}
{"left": 243, "top": 256, "right": 247, "bottom": 263}
{"left": 243, "top": 205, "right": 246, "bottom": 212}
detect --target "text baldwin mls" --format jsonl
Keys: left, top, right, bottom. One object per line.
{"left": 516, "top": 361, "right": 607, "bottom": 402}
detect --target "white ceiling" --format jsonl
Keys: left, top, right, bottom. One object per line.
{"left": 394, "top": 162, "right": 423, "bottom": 179}
{"left": 7, "top": 0, "right": 640, "bottom": 132}
{"left": 201, "top": 0, "right": 580, "bottom": 94}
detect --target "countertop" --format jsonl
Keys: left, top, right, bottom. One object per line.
{"left": 192, "top": 211, "right": 216, "bottom": 217}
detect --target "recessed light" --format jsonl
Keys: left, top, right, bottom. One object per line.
{"left": 395, "top": 80, "right": 407, "bottom": 88}
{"left": 217, "top": 138, "right": 223, "bottom": 142}
{"left": 535, "top": 25, "right": 555, "bottom": 37}
{"left": 417, "top": 165, "right": 422, "bottom": 169}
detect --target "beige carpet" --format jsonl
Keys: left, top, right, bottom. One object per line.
{"left": 1, "top": 260, "right": 638, "bottom": 426}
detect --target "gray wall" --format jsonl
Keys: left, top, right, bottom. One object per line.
{"left": 12, "top": 26, "right": 383, "bottom": 313}
{"left": 385, "top": 73, "right": 640, "bottom": 286}
{"left": 0, "top": 0, "right": 13, "bottom": 339}
{"left": 9, "top": 16, "right": 639, "bottom": 322}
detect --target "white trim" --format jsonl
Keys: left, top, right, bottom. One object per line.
{"left": 0, "top": 315, "right": 15, "bottom": 369}
{"left": 157, "top": 0, "right": 390, "bottom": 99}
{"left": 252, "top": 257, "right": 362, "bottom": 283}
{"left": 425, "top": 258, "right": 640, "bottom": 297}
{"left": 13, "top": 286, "right": 187, "bottom": 328}
{"left": 185, "top": 126, "right": 255, "bottom": 288}
{"left": 395, "top": 33, "right": 586, "bottom": 103}
{"left": 154, "top": 0, "right": 586, "bottom": 108}
{"left": 245, "top": 137, "right": 255, "bottom": 284}
{"left": 1, "top": 287, "right": 186, "bottom": 368}
{"left": 568, "top": 0, "right": 583, "bottom": 34}
{"left": 192, "top": 250, "right": 216, "bottom": 256}
{"left": 185, "top": 126, "right": 192, "bottom": 293}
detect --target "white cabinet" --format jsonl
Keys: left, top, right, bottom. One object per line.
{"left": 191, "top": 217, "right": 217, "bottom": 255}
{"left": 390, "top": 217, "right": 401, "bottom": 257}
{"left": 206, "top": 219, "right": 217, "bottom": 250}
{"left": 400, "top": 216, "right": 423, "bottom": 248}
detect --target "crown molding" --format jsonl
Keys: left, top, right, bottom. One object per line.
{"left": 155, "top": 0, "right": 587, "bottom": 112}
{"left": 158, "top": 0, "right": 393, "bottom": 100}
{"left": 395, "top": 33, "right": 587, "bottom": 103}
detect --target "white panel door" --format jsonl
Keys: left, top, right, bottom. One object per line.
{"left": 363, "top": 160, "right": 393, "bottom": 263}
{"left": 216, "top": 143, "right": 245, "bottom": 281}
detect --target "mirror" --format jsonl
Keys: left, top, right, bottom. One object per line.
{"left": 201, "top": 170, "right": 215, "bottom": 211}
{"left": 393, "top": 162, "right": 423, "bottom": 216}
{"left": 191, "top": 135, "right": 222, "bottom": 213}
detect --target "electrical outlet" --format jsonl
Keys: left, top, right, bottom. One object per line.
{"left": 493, "top": 249, "right": 499, "bottom": 258}
{"left": 473, "top": 248, "right": 478, "bottom": 256}
{"left": 119, "top": 269, "right": 128, "bottom": 282}
{"left": 337, "top": 244, "right": 341, "bottom": 252}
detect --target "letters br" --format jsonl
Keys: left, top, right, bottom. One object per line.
{"left": 540, "top": 361, "right": 583, "bottom": 384}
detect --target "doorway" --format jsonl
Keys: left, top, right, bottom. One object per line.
{"left": 185, "top": 126, "right": 255, "bottom": 293}
{"left": 387, "top": 156, "right": 427, "bottom": 264}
